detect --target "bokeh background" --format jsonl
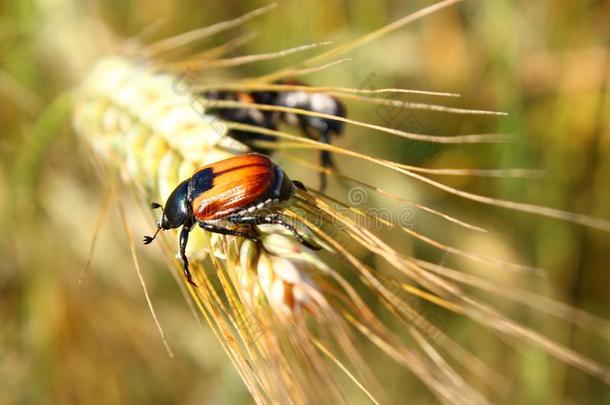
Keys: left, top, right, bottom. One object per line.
{"left": 1, "top": 0, "right": 609, "bottom": 403}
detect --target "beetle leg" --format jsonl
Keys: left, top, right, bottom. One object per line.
{"left": 198, "top": 222, "right": 260, "bottom": 243}
{"left": 231, "top": 214, "right": 321, "bottom": 251}
{"left": 299, "top": 123, "right": 335, "bottom": 192}
{"left": 179, "top": 225, "right": 198, "bottom": 287}
{"left": 318, "top": 130, "right": 337, "bottom": 193}
{"left": 292, "top": 180, "right": 307, "bottom": 191}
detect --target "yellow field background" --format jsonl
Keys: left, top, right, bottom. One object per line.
{"left": 1, "top": 0, "right": 609, "bottom": 403}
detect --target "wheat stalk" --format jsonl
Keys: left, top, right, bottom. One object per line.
{"left": 71, "top": 2, "right": 610, "bottom": 404}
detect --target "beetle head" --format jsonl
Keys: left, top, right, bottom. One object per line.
{"left": 161, "top": 179, "right": 191, "bottom": 229}
{"left": 143, "top": 179, "right": 191, "bottom": 244}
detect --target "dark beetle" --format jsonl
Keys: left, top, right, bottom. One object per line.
{"left": 203, "top": 79, "right": 346, "bottom": 191}
{"left": 143, "top": 153, "right": 319, "bottom": 286}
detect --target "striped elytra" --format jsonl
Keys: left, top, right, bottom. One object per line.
{"left": 191, "top": 153, "right": 294, "bottom": 221}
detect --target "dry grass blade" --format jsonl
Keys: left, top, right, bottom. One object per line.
{"left": 213, "top": 100, "right": 512, "bottom": 143}
{"left": 283, "top": 152, "right": 489, "bottom": 233}
{"left": 143, "top": 3, "right": 277, "bottom": 57}
{"left": 329, "top": 92, "right": 506, "bottom": 116}
{"left": 115, "top": 182, "right": 174, "bottom": 359}
{"left": 262, "top": 0, "right": 465, "bottom": 82}
{"left": 311, "top": 189, "right": 542, "bottom": 274}
{"left": 416, "top": 259, "right": 610, "bottom": 341}
{"left": 78, "top": 185, "right": 112, "bottom": 285}
{"left": 198, "top": 82, "right": 461, "bottom": 98}
{"left": 295, "top": 188, "right": 610, "bottom": 386}
{"left": 247, "top": 58, "right": 354, "bottom": 83}
{"left": 177, "top": 32, "right": 258, "bottom": 62}
{"left": 223, "top": 122, "right": 610, "bottom": 232}
{"left": 157, "top": 41, "right": 332, "bottom": 71}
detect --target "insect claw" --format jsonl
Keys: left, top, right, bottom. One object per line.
{"left": 307, "top": 241, "right": 323, "bottom": 251}
{"left": 293, "top": 180, "right": 307, "bottom": 191}
{"left": 144, "top": 227, "right": 162, "bottom": 245}
{"left": 299, "top": 236, "right": 322, "bottom": 251}
{"left": 150, "top": 202, "right": 163, "bottom": 209}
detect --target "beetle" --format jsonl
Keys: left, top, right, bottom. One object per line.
{"left": 143, "top": 153, "right": 319, "bottom": 286}
{"left": 203, "top": 79, "right": 346, "bottom": 191}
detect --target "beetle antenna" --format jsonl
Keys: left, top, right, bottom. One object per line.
{"left": 143, "top": 226, "right": 162, "bottom": 245}
{"left": 150, "top": 202, "right": 163, "bottom": 210}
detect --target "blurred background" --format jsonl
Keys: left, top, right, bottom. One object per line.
{"left": 1, "top": 0, "right": 609, "bottom": 403}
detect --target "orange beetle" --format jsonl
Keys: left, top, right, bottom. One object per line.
{"left": 143, "top": 153, "right": 318, "bottom": 286}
